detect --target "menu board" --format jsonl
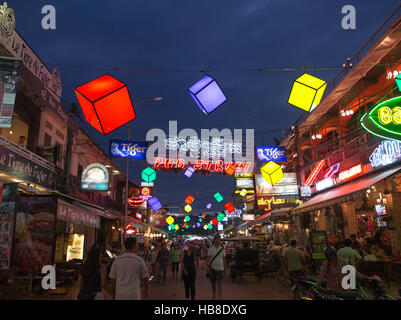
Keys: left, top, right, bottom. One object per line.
{"left": 310, "top": 231, "right": 328, "bottom": 260}
{"left": 0, "top": 183, "right": 17, "bottom": 269}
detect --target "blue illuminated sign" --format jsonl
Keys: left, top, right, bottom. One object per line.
{"left": 109, "top": 140, "right": 148, "bottom": 160}
{"left": 256, "top": 146, "right": 287, "bottom": 162}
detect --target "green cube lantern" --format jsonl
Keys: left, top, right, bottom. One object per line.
{"left": 208, "top": 224, "right": 213, "bottom": 230}
{"left": 261, "top": 161, "right": 284, "bottom": 185}
{"left": 185, "top": 215, "right": 191, "bottom": 222}
{"left": 396, "top": 73, "right": 401, "bottom": 91}
{"left": 288, "top": 73, "right": 326, "bottom": 112}
{"left": 142, "top": 167, "right": 156, "bottom": 183}
{"left": 217, "top": 213, "right": 226, "bottom": 221}
{"left": 214, "top": 192, "right": 223, "bottom": 203}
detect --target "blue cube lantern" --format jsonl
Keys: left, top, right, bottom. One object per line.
{"left": 206, "top": 203, "right": 212, "bottom": 209}
{"left": 184, "top": 166, "right": 195, "bottom": 178}
{"left": 189, "top": 75, "right": 227, "bottom": 115}
{"left": 148, "top": 196, "right": 162, "bottom": 212}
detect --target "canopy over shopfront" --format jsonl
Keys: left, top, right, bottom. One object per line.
{"left": 292, "top": 164, "right": 401, "bottom": 214}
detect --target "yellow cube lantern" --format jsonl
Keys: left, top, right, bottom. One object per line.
{"left": 261, "top": 161, "right": 284, "bottom": 185}
{"left": 166, "top": 216, "right": 174, "bottom": 225}
{"left": 175, "top": 224, "right": 179, "bottom": 231}
{"left": 288, "top": 73, "right": 326, "bottom": 112}
{"left": 184, "top": 205, "right": 192, "bottom": 213}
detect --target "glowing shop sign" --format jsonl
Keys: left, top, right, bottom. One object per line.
{"left": 109, "top": 140, "right": 148, "bottom": 160}
{"left": 153, "top": 157, "right": 251, "bottom": 173}
{"left": 315, "top": 177, "right": 335, "bottom": 192}
{"left": 361, "top": 96, "right": 401, "bottom": 141}
{"left": 369, "top": 140, "right": 401, "bottom": 167}
{"left": 81, "top": 163, "right": 109, "bottom": 191}
{"left": 338, "top": 164, "right": 362, "bottom": 182}
{"left": 305, "top": 160, "right": 325, "bottom": 186}
{"left": 257, "top": 196, "right": 300, "bottom": 210}
{"left": 242, "top": 214, "right": 255, "bottom": 221}
{"left": 324, "top": 163, "right": 340, "bottom": 179}
{"left": 256, "top": 146, "right": 287, "bottom": 162}
{"left": 224, "top": 208, "right": 242, "bottom": 219}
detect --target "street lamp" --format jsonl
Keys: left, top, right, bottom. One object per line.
{"left": 123, "top": 96, "right": 163, "bottom": 239}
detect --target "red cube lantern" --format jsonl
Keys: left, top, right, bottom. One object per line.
{"left": 75, "top": 74, "right": 136, "bottom": 134}
{"left": 211, "top": 218, "right": 218, "bottom": 226}
{"left": 224, "top": 202, "right": 235, "bottom": 213}
{"left": 185, "top": 195, "right": 194, "bottom": 205}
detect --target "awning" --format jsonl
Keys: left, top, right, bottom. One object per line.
{"left": 292, "top": 164, "right": 401, "bottom": 214}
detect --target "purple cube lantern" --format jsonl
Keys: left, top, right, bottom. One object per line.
{"left": 148, "top": 196, "right": 162, "bottom": 212}
{"left": 206, "top": 203, "right": 212, "bottom": 209}
{"left": 189, "top": 75, "right": 227, "bottom": 115}
{"left": 184, "top": 166, "right": 195, "bottom": 178}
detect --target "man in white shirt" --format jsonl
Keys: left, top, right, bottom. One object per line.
{"left": 207, "top": 235, "right": 227, "bottom": 300}
{"left": 109, "top": 237, "right": 149, "bottom": 300}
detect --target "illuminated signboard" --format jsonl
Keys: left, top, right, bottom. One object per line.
{"left": 139, "top": 187, "right": 152, "bottom": 201}
{"left": 300, "top": 185, "right": 312, "bottom": 197}
{"left": 235, "top": 177, "right": 254, "bottom": 189}
{"left": 81, "top": 163, "right": 109, "bottom": 191}
{"left": 242, "top": 214, "right": 255, "bottom": 221}
{"left": 361, "top": 96, "right": 401, "bottom": 141}
{"left": 235, "top": 173, "right": 253, "bottom": 178}
{"left": 225, "top": 208, "right": 242, "bottom": 219}
{"left": 315, "top": 177, "right": 335, "bottom": 192}
{"left": 338, "top": 164, "right": 362, "bottom": 182}
{"left": 234, "top": 189, "right": 255, "bottom": 195}
{"left": 369, "top": 140, "right": 401, "bottom": 168}
{"left": 141, "top": 181, "right": 154, "bottom": 187}
{"left": 324, "top": 163, "right": 340, "bottom": 179}
{"left": 109, "top": 140, "right": 148, "bottom": 160}
{"left": 257, "top": 196, "right": 300, "bottom": 211}
{"left": 153, "top": 157, "right": 251, "bottom": 173}
{"left": 256, "top": 146, "right": 287, "bottom": 162}
{"left": 255, "top": 173, "right": 298, "bottom": 196}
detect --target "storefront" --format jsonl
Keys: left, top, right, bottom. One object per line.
{"left": 292, "top": 162, "right": 401, "bottom": 255}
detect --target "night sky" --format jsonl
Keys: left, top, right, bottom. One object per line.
{"left": 11, "top": 0, "right": 399, "bottom": 211}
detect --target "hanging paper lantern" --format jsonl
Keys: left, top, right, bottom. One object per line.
{"left": 183, "top": 222, "right": 187, "bottom": 228}
{"left": 206, "top": 203, "right": 212, "bottom": 209}
{"left": 261, "top": 161, "right": 284, "bottom": 185}
{"left": 185, "top": 225, "right": 189, "bottom": 229}
{"left": 196, "top": 222, "right": 201, "bottom": 227}
{"left": 199, "top": 218, "right": 203, "bottom": 222}
{"left": 189, "top": 75, "right": 227, "bottom": 115}
{"left": 214, "top": 192, "right": 223, "bottom": 203}
{"left": 170, "top": 223, "right": 175, "bottom": 229}
{"left": 168, "top": 225, "right": 171, "bottom": 231}
{"left": 148, "top": 196, "right": 162, "bottom": 212}
{"left": 75, "top": 74, "right": 136, "bottom": 134}
{"left": 201, "top": 214, "right": 206, "bottom": 219}
{"left": 184, "top": 205, "right": 192, "bottom": 213}
{"left": 224, "top": 202, "right": 235, "bottom": 213}
{"left": 192, "top": 225, "right": 196, "bottom": 229}
{"left": 184, "top": 215, "right": 191, "bottom": 222}
{"left": 175, "top": 225, "right": 179, "bottom": 231}
{"left": 288, "top": 73, "right": 327, "bottom": 112}
{"left": 225, "top": 164, "right": 236, "bottom": 176}
{"left": 203, "top": 225, "right": 208, "bottom": 230}
{"left": 208, "top": 224, "right": 213, "bottom": 230}
{"left": 217, "top": 213, "right": 226, "bottom": 222}
{"left": 240, "top": 189, "right": 247, "bottom": 197}
{"left": 142, "top": 167, "right": 156, "bottom": 183}
{"left": 211, "top": 218, "right": 218, "bottom": 226}
{"left": 184, "top": 166, "right": 195, "bottom": 178}
{"left": 185, "top": 195, "right": 194, "bottom": 205}
{"left": 166, "top": 216, "right": 174, "bottom": 225}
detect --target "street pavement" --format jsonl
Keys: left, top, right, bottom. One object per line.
{"left": 147, "top": 268, "right": 293, "bottom": 300}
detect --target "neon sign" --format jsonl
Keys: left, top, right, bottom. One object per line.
{"left": 369, "top": 140, "right": 401, "bottom": 167}
{"left": 305, "top": 160, "right": 325, "bottom": 186}
{"left": 256, "top": 146, "right": 287, "bottom": 162}
{"left": 338, "top": 164, "right": 362, "bottom": 182}
{"left": 324, "top": 163, "right": 340, "bottom": 179}
{"left": 361, "top": 96, "right": 401, "bottom": 141}
{"left": 109, "top": 140, "right": 148, "bottom": 160}
{"left": 153, "top": 157, "right": 251, "bottom": 173}
{"left": 315, "top": 177, "right": 335, "bottom": 192}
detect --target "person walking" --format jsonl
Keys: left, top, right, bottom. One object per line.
{"left": 171, "top": 244, "right": 181, "bottom": 280}
{"left": 180, "top": 241, "right": 199, "bottom": 300}
{"left": 77, "top": 244, "right": 109, "bottom": 300}
{"left": 156, "top": 242, "right": 170, "bottom": 285}
{"left": 109, "top": 237, "right": 149, "bottom": 300}
{"left": 150, "top": 243, "right": 159, "bottom": 276}
{"left": 316, "top": 246, "right": 343, "bottom": 292}
{"left": 283, "top": 240, "right": 304, "bottom": 284}
{"left": 207, "top": 235, "right": 227, "bottom": 300}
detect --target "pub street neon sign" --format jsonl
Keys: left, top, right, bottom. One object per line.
{"left": 361, "top": 96, "right": 401, "bottom": 141}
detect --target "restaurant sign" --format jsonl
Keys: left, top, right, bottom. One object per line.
{"left": 81, "top": 163, "right": 109, "bottom": 191}
{"left": 57, "top": 200, "right": 100, "bottom": 229}
{"left": 361, "top": 96, "right": 401, "bottom": 141}
{"left": 0, "top": 138, "right": 56, "bottom": 189}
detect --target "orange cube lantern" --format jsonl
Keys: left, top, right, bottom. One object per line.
{"left": 185, "top": 195, "right": 194, "bottom": 205}
{"left": 75, "top": 74, "right": 136, "bottom": 134}
{"left": 225, "top": 164, "right": 236, "bottom": 176}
